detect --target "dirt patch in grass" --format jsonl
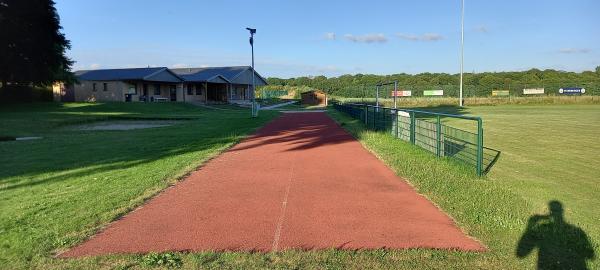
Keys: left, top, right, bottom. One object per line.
{"left": 74, "top": 120, "right": 184, "bottom": 131}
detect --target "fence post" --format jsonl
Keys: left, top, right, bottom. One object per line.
{"left": 436, "top": 115, "right": 441, "bottom": 157}
{"left": 372, "top": 107, "right": 375, "bottom": 130}
{"left": 395, "top": 109, "right": 399, "bottom": 138}
{"left": 410, "top": 111, "right": 416, "bottom": 144}
{"left": 373, "top": 107, "right": 381, "bottom": 130}
{"left": 364, "top": 104, "right": 367, "bottom": 125}
{"left": 383, "top": 109, "right": 385, "bottom": 131}
{"left": 477, "top": 118, "right": 483, "bottom": 176}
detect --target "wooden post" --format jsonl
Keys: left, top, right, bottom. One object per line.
{"left": 204, "top": 82, "right": 208, "bottom": 103}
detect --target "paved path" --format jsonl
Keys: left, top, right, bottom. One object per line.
{"left": 61, "top": 112, "right": 484, "bottom": 257}
{"left": 260, "top": 100, "right": 297, "bottom": 110}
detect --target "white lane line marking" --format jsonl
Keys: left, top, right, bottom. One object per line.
{"left": 272, "top": 160, "right": 295, "bottom": 252}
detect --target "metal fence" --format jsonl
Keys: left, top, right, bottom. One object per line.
{"left": 259, "top": 90, "right": 288, "bottom": 99}
{"left": 334, "top": 103, "right": 500, "bottom": 176}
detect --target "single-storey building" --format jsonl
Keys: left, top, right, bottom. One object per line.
{"left": 300, "top": 90, "right": 327, "bottom": 106}
{"left": 53, "top": 66, "right": 267, "bottom": 104}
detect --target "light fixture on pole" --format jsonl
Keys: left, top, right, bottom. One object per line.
{"left": 459, "top": 0, "right": 465, "bottom": 107}
{"left": 246, "top": 27, "right": 258, "bottom": 117}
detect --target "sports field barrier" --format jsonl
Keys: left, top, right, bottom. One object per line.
{"left": 333, "top": 103, "right": 500, "bottom": 176}
{"left": 259, "top": 89, "right": 289, "bottom": 99}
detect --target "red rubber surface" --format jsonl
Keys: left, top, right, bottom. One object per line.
{"left": 61, "top": 112, "right": 484, "bottom": 257}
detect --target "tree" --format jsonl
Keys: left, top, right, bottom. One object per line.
{"left": 0, "top": 0, "right": 74, "bottom": 87}
{"left": 596, "top": 66, "right": 600, "bottom": 75}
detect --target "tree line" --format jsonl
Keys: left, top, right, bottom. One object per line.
{"left": 265, "top": 67, "right": 600, "bottom": 97}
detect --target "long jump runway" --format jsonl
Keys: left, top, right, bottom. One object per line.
{"left": 61, "top": 112, "right": 484, "bottom": 257}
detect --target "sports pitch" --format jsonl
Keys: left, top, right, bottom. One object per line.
{"left": 0, "top": 102, "right": 598, "bottom": 269}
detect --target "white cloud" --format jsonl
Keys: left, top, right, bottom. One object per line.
{"left": 396, "top": 33, "right": 444, "bottom": 41}
{"left": 421, "top": 33, "right": 444, "bottom": 41}
{"left": 324, "top": 32, "right": 336, "bottom": 40}
{"left": 396, "top": 34, "right": 419, "bottom": 41}
{"left": 343, "top": 33, "right": 388, "bottom": 43}
{"left": 558, "top": 48, "right": 591, "bottom": 54}
{"left": 171, "top": 63, "right": 188, "bottom": 68}
{"left": 89, "top": 63, "right": 101, "bottom": 69}
{"left": 474, "top": 25, "right": 489, "bottom": 33}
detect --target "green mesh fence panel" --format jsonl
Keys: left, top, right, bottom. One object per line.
{"left": 334, "top": 103, "right": 501, "bottom": 176}
{"left": 260, "top": 90, "right": 288, "bottom": 99}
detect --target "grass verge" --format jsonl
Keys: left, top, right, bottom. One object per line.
{"left": 327, "top": 105, "right": 599, "bottom": 270}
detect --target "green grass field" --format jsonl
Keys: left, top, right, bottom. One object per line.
{"left": 333, "top": 95, "right": 600, "bottom": 107}
{"left": 328, "top": 104, "right": 600, "bottom": 269}
{"left": 0, "top": 102, "right": 598, "bottom": 269}
{"left": 0, "top": 102, "right": 280, "bottom": 269}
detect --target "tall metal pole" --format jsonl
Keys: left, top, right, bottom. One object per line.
{"left": 459, "top": 0, "right": 465, "bottom": 107}
{"left": 251, "top": 38, "right": 257, "bottom": 117}
{"left": 247, "top": 27, "right": 258, "bottom": 117}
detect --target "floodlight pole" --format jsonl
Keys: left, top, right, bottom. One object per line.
{"left": 459, "top": 0, "right": 465, "bottom": 107}
{"left": 246, "top": 27, "right": 258, "bottom": 117}
{"left": 393, "top": 81, "right": 398, "bottom": 109}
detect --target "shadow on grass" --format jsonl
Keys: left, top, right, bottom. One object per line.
{"left": 0, "top": 104, "right": 272, "bottom": 190}
{"left": 0, "top": 137, "right": 233, "bottom": 191}
{"left": 516, "top": 200, "right": 595, "bottom": 269}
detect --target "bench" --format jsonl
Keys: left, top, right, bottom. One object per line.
{"left": 153, "top": 97, "right": 169, "bottom": 102}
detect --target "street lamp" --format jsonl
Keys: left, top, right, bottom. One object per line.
{"left": 459, "top": 0, "right": 465, "bottom": 107}
{"left": 246, "top": 27, "right": 258, "bottom": 117}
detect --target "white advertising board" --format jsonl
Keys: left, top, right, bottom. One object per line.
{"left": 523, "top": 88, "right": 544, "bottom": 95}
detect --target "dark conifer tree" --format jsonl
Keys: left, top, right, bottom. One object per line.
{"left": 0, "top": 0, "right": 74, "bottom": 87}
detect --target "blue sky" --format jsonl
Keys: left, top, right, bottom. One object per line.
{"left": 55, "top": 0, "right": 599, "bottom": 78}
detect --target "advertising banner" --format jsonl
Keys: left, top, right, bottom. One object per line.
{"left": 523, "top": 88, "right": 545, "bottom": 95}
{"left": 559, "top": 88, "right": 585, "bottom": 95}
{"left": 391, "top": 90, "right": 412, "bottom": 97}
{"left": 492, "top": 90, "right": 510, "bottom": 97}
{"left": 423, "top": 90, "right": 444, "bottom": 96}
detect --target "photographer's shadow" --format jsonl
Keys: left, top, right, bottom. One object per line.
{"left": 516, "top": 200, "right": 595, "bottom": 269}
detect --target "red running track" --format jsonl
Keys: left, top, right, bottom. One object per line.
{"left": 61, "top": 112, "right": 484, "bottom": 257}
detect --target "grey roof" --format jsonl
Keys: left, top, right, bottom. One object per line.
{"left": 75, "top": 67, "right": 182, "bottom": 82}
{"left": 172, "top": 68, "right": 233, "bottom": 83}
{"left": 74, "top": 66, "right": 267, "bottom": 84}
{"left": 171, "top": 66, "right": 248, "bottom": 80}
{"left": 171, "top": 66, "right": 268, "bottom": 84}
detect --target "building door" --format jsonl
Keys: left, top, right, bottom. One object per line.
{"left": 62, "top": 84, "right": 75, "bottom": 102}
{"left": 169, "top": 85, "right": 177, "bottom": 101}
{"left": 141, "top": 84, "right": 149, "bottom": 102}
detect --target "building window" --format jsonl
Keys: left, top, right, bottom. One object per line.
{"left": 196, "top": 84, "right": 203, "bottom": 95}
{"left": 187, "top": 84, "right": 193, "bottom": 95}
{"left": 103, "top": 83, "right": 108, "bottom": 91}
{"left": 92, "top": 83, "right": 97, "bottom": 92}
{"left": 127, "top": 83, "right": 137, "bottom": 94}
{"left": 154, "top": 84, "right": 161, "bottom": 95}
